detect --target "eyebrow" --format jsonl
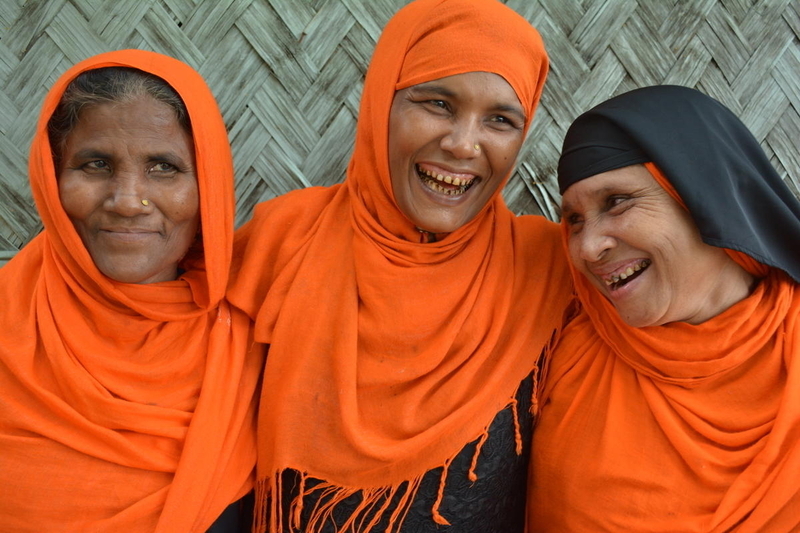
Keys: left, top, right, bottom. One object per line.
{"left": 409, "top": 83, "right": 527, "bottom": 123}
{"left": 69, "top": 149, "right": 111, "bottom": 161}
{"left": 69, "top": 149, "right": 188, "bottom": 164}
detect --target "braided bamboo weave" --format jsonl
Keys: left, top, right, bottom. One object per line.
{"left": 0, "top": 0, "right": 798, "bottom": 264}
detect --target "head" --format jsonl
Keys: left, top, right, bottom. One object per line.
{"left": 388, "top": 71, "right": 526, "bottom": 235}
{"left": 352, "top": 0, "right": 548, "bottom": 239}
{"left": 555, "top": 85, "right": 800, "bottom": 327}
{"left": 562, "top": 164, "right": 754, "bottom": 327}
{"left": 49, "top": 67, "right": 200, "bottom": 284}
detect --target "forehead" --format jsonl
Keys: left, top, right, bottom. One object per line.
{"left": 561, "top": 165, "right": 656, "bottom": 209}
{"left": 64, "top": 96, "right": 191, "bottom": 152}
{"left": 82, "top": 95, "right": 177, "bottom": 126}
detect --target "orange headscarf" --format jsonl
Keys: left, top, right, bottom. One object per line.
{"left": 0, "top": 50, "right": 262, "bottom": 532}
{"left": 529, "top": 163, "right": 800, "bottom": 532}
{"left": 228, "top": 0, "right": 571, "bottom": 531}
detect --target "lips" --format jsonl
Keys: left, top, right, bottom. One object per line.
{"left": 99, "top": 227, "right": 161, "bottom": 243}
{"left": 416, "top": 163, "right": 480, "bottom": 196}
{"left": 597, "top": 259, "right": 652, "bottom": 290}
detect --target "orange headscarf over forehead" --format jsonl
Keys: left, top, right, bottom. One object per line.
{"left": 228, "top": 1, "right": 570, "bottom": 531}
{"left": 0, "top": 50, "right": 262, "bottom": 532}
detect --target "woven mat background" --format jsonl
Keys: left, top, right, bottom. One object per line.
{"left": 0, "top": 0, "right": 798, "bottom": 263}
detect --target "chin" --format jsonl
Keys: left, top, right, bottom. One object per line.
{"left": 617, "top": 310, "right": 664, "bottom": 328}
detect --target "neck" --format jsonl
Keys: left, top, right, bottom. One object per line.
{"left": 688, "top": 259, "right": 758, "bottom": 325}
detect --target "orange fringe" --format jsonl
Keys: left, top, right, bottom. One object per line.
{"left": 252, "top": 371, "right": 546, "bottom": 532}
{"left": 431, "top": 459, "right": 452, "bottom": 525}
{"left": 254, "top": 472, "right": 425, "bottom": 533}
{"left": 467, "top": 431, "right": 489, "bottom": 482}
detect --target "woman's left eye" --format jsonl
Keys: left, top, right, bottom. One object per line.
{"left": 489, "top": 115, "right": 520, "bottom": 130}
{"left": 150, "top": 162, "right": 176, "bottom": 173}
{"left": 423, "top": 99, "right": 448, "bottom": 111}
{"left": 606, "top": 195, "right": 631, "bottom": 210}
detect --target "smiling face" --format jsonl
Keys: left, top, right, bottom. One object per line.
{"left": 57, "top": 95, "right": 199, "bottom": 284}
{"left": 561, "top": 164, "right": 754, "bottom": 327}
{"left": 387, "top": 71, "right": 526, "bottom": 236}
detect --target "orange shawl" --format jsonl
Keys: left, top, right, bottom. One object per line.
{"left": 529, "top": 164, "right": 800, "bottom": 532}
{"left": 228, "top": 0, "right": 571, "bottom": 531}
{"left": 0, "top": 50, "right": 262, "bottom": 532}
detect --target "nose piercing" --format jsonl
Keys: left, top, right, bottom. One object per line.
{"left": 141, "top": 199, "right": 150, "bottom": 206}
{"left": 474, "top": 144, "right": 481, "bottom": 152}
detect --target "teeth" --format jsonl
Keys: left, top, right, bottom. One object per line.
{"left": 419, "top": 166, "right": 473, "bottom": 190}
{"left": 603, "top": 260, "right": 650, "bottom": 286}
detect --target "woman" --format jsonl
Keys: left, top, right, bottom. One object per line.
{"left": 0, "top": 50, "right": 263, "bottom": 532}
{"left": 529, "top": 85, "right": 800, "bottom": 532}
{"left": 228, "top": 0, "right": 572, "bottom": 531}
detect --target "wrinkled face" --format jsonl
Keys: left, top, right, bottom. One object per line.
{"left": 562, "top": 165, "right": 752, "bottom": 327}
{"left": 388, "top": 71, "right": 526, "bottom": 235}
{"left": 58, "top": 95, "right": 199, "bottom": 284}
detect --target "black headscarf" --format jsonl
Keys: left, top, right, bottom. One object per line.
{"left": 557, "top": 84, "right": 800, "bottom": 283}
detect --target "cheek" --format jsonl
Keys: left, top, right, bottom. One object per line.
{"left": 567, "top": 236, "right": 582, "bottom": 266}
{"left": 58, "top": 176, "right": 96, "bottom": 221}
{"left": 172, "top": 185, "right": 200, "bottom": 224}
{"left": 487, "top": 135, "right": 523, "bottom": 178}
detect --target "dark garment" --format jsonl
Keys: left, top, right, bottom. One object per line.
{"left": 207, "top": 492, "right": 255, "bottom": 533}
{"left": 281, "top": 375, "right": 534, "bottom": 533}
{"left": 556, "top": 84, "right": 800, "bottom": 283}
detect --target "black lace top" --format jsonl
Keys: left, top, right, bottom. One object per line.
{"left": 280, "top": 375, "right": 534, "bottom": 533}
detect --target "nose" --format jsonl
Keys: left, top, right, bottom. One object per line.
{"left": 104, "top": 170, "right": 150, "bottom": 216}
{"left": 572, "top": 219, "right": 616, "bottom": 263}
{"left": 440, "top": 117, "right": 482, "bottom": 160}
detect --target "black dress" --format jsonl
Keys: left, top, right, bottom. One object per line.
{"left": 207, "top": 492, "right": 255, "bottom": 533}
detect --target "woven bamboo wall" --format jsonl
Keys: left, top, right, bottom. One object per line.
{"left": 1, "top": 0, "right": 798, "bottom": 264}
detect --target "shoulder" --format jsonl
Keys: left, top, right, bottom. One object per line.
{"left": 512, "top": 215, "right": 568, "bottom": 266}
{"left": 249, "top": 186, "right": 340, "bottom": 228}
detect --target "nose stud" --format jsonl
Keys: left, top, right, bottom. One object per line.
{"left": 474, "top": 144, "right": 481, "bottom": 152}
{"left": 141, "top": 199, "right": 150, "bottom": 206}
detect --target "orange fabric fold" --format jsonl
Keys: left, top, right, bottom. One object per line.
{"left": 0, "top": 50, "right": 262, "bottom": 532}
{"left": 529, "top": 166, "right": 800, "bottom": 532}
{"left": 227, "top": 0, "right": 571, "bottom": 531}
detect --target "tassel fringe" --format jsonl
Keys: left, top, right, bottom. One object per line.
{"left": 253, "top": 373, "right": 541, "bottom": 532}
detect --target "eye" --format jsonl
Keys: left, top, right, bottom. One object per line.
{"left": 606, "top": 195, "right": 631, "bottom": 211}
{"left": 81, "top": 160, "right": 111, "bottom": 173}
{"left": 417, "top": 99, "right": 451, "bottom": 115}
{"left": 149, "top": 162, "right": 178, "bottom": 175}
{"left": 563, "top": 212, "right": 584, "bottom": 233}
{"left": 489, "top": 114, "right": 522, "bottom": 130}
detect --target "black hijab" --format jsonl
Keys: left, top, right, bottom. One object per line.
{"left": 558, "top": 84, "right": 800, "bottom": 283}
